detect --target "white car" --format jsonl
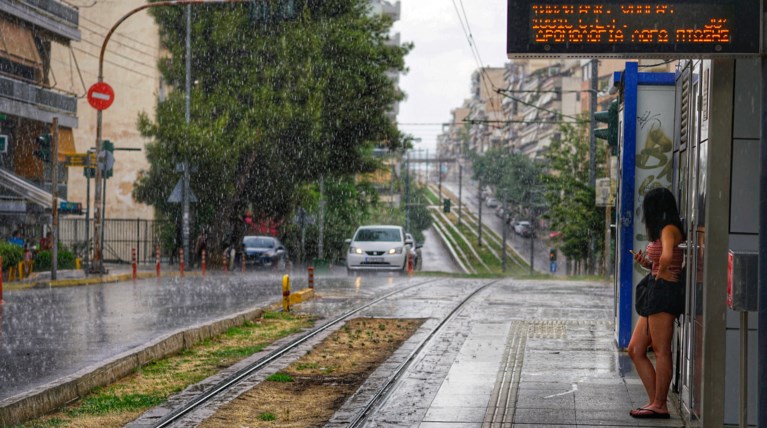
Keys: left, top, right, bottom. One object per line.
{"left": 485, "top": 197, "right": 499, "bottom": 208}
{"left": 346, "top": 225, "right": 409, "bottom": 274}
{"left": 513, "top": 221, "right": 532, "bottom": 237}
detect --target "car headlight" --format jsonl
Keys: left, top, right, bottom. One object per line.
{"left": 349, "top": 247, "right": 363, "bottom": 254}
{"left": 388, "top": 247, "right": 403, "bottom": 254}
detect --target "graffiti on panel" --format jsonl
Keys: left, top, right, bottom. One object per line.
{"left": 633, "top": 105, "right": 674, "bottom": 274}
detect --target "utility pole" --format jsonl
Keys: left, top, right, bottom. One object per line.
{"left": 318, "top": 175, "right": 325, "bottom": 259}
{"left": 588, "top": 59, "right": 598, "bottom": 275}
{"left": 502, "top": 194, "right": 507, "bottom": 272}
{"left": 438, "top": 157, "right": 442, "bottom": 202}
{"left": 477, "top": 177, "right": 482, "bottom": 247}
{"left": 458, "top": 163, "right": 463, "bottom": 227}
{"left": 50, "top": 117, "right": 59, "bottom": 280}
{"left": 405, "top": 152, "right": 410, "bottom": 232}
{"left": 181, "top": 4, "right": 192, "bottom": 268}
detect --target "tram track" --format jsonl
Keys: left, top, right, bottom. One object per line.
{"left": 347, "top": 279, "right": 499, "bottom": 427}
{"left": 152, "top": 277, "right": 443, "bottom": 427}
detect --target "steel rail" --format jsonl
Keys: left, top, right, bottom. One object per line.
{"left": 153, "top": 276, "right": 442, "bottom": 427}
{"left": 348, "top": 279, "right": 500, "bottom": 427}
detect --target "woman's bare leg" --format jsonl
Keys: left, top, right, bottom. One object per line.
{"left": 627, "top": 316, "right": 655, "bottom": 405}
{"left": 645, "top": 312, "right": 676, "bottom": 413}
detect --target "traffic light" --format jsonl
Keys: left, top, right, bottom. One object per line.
{"left": 443, "top": 198, "right": 451, "bottom": 213}
{"left": 594, "top": 99, "right": 619, "bottom": 154}
{"left": 102, "top": 140, "right": 114, "bottom": 178}
{"left": 34, "top": 133, "right": 52, "bottom": 162}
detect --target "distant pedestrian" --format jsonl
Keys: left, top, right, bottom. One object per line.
{"left": 40, "top": 232, "right": 53, "bottom": 251}
{"left": 23, "top": 244, "right": 33, "bottom": 278}
{"left": 9, "top": 230, "right": 24, "bottom": 247}
{"left": 627, "top": 188, "right": 685, "bottom": 419}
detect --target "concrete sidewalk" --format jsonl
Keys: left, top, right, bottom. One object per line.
{"left": 331, "top": 278, "right": 685, "bottom": 427}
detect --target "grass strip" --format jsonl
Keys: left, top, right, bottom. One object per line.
{"left": 21, "top": 312, "right": 313, "bottom": 428}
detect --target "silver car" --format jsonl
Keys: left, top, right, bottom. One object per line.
{"left": 346, "top": 225, "right": 408, "bottom": 274}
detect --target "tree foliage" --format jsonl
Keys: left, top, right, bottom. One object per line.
{"left": 471, "top": 149, "right": 546, "bottom": 218}
{"left": 134, "top": 0, "right": 411, "bottom": 256}
{"left": 544, "top": 119, "right": 605, "bottom": 268}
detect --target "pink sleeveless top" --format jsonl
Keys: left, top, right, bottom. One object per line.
{"left": 646, "top": 239, "right": 684, "bottom": 282}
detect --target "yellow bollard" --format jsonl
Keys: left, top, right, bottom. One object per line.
{"left": 17, "top": 262, "right": 23, "bottom": 280}
{"left": 282, "top": 274, "right": 291, "bottom": 312}
{"left": 75, "top": 258, "right": 81, "bottom": 270}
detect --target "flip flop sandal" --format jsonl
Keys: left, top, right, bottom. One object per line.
{"left": 630, "top": 408, "right": 671, "bottom": 419}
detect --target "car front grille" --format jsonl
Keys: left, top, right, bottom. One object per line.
{"left": 366, "top": 251, "right": 385, "bottom": 256}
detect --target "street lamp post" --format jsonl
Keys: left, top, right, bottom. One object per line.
{"left": 89, "top": 0, "right": 252, "bottom": 274}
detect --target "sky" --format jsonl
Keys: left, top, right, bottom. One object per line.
{"left": 394, "top": 0, "right": 508, "bottom": 153}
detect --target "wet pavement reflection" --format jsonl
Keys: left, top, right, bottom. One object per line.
{"left": 0, "top": 273, "right": 397, "bottom": 401}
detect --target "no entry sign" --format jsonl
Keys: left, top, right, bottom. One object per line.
{"left": 87, "top": 82, "right": 115, "bottom": 110}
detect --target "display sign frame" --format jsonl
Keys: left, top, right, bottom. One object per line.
{"left": 507, "top": 0, "right": 762, "bottom": 58}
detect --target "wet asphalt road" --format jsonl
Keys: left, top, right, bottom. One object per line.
{"left": 441, "top": 176, "right": 565, "bottom": 275}
{"left": 0, "top": 273, "right": 394, "bottom": 402}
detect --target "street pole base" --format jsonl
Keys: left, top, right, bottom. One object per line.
{"left": 87, "top": 266, "right": 109, "bottom": 275}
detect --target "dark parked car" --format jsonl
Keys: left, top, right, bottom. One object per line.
{"left": 242, "top": 236, "right": 288, "bottom": 270}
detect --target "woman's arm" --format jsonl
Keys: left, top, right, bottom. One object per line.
{"left": 656, "top": 225, "right": 682, "bottom": 281}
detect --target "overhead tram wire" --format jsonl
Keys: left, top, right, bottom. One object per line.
{"left": 75, "top": 31, "right": 158, "bottom": 73}
{"left": 79, "top": 23, "right": 159, "bottom": 61}
{"left": 495, "top": 88, "right": 582, "bottom": 122}
{"left": 72, "top": 46, "right": 156, "bottom": 80}
{"left": 79, "top": 14, "right": 160, "bottom": 52}
{"left": 450, "top": 0, "right": 495, "bottom": 101}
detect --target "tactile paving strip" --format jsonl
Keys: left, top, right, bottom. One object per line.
{"left": 483, "top": 320, "right": 609, "bottom": 426}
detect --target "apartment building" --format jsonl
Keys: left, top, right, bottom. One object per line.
{"left": 0, "top": 0, "right": 80, "bottom": 236}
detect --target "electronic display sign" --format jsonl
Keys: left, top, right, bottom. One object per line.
{"left": 507, "top": 1, "right": 762, "bottom": 58}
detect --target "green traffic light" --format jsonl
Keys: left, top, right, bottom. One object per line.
{"left": 594, "top": 100, "right": 619, "bottom": 150}
{"left": 35, "top": 133, "right": 52, "bottom": 162}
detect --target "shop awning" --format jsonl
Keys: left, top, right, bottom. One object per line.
{"left": 57, "top": 127, "right": 76, "bottom": 162}
{"left": 0, "top": 18, "right": 43, "bottom": 73}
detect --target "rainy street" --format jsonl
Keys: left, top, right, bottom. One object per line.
{"left": 0, "top": 0, "right": 761, "bottom": 425}
{"left": 2, "top": 273, "right": 686, "bottom": 427}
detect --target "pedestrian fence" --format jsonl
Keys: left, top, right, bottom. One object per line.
{"left": 59, "top": 218, "right": 173, "bottom": 264}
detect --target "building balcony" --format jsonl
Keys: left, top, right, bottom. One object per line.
{"left": 0, "top": 74, "right": 78, "bottom": 128}
{"left": 0, "top": 0, "right": 80, "bottom": 42}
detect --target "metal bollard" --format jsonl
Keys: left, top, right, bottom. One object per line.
{"left": 131, "top": 248, "right": 137, "bottom": 281}
{"left": 155, "top": 245, "right": 161, "bottom": 278}
{"left": 282, "top": 274, "right": 290, "bottom": 312}
{"left": 308, "top": 266, "right": 315, "bottom": 289}
{"left": 201, "top": 249, "right": 206, "bottom": 276}
{"left": 75, "top": 258, "right": 81, "bottom": 270}
{"left": 179, "top": 248, "right": 185, "bottom": 277}
{"left": 407, "top": 252, "right": 413, "bottom": 276}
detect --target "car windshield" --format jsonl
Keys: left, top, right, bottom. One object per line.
{"left": 354, "top": 228, "right": 401, "bottom": 242}
{"left": 243, "top": 237, "right": 275, "bottom": 248}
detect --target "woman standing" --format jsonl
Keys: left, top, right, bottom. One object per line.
{"left": 627, "top": 187, "right": 685, "bottom": 419}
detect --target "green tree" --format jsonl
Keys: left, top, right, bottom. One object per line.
{"left": 472, "top": 149, "right": 546, "bottom": 219}
{"left": 134, "top": 1, "right": 411, "bottom": 254}
{"left": 544, "top": 119, "right": 605, "bottom": 273}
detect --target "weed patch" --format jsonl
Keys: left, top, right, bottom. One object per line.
{"left": 25, "top": 312, "right": 313, "bottom": 427}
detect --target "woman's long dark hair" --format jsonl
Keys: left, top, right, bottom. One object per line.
{"left": 642, "top": 187, "right": 685, "bottom": 242}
